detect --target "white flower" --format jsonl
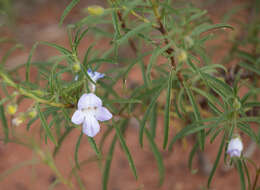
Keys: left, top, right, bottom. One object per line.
{"left": 227, "top": 137, "right": 243, "bottom": 157}
{"left": 71, "top": 93, "right": 112, "bottom": 137}
{"left": 12, "top": 116, "right": 25, "bottom": 126}
{"left": 87, "top": 69, "right": 105, "bottom": 92}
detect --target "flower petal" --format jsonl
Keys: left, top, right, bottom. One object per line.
{"left": 87, "top": 69, "right": 104, "bottom": 82}
{"left": 71, "top": 110, "right": 84, "bottom": 125}
{"left": 82, "top": 115, "right": 100, "bottom": 137}
{"left": 95, "top": 106, "right": 112, "bottom": 122}
{"left": 77, "top": 93, "right": 102, "bottom": 109}
{"left": 87, "top": 69, "right": 95, "bottom": 78}
{"left": 227, "top": 149, "right": 241, "bottom": 157}
{"left": 93, "top": 72, "right": 105, "bottom": 81}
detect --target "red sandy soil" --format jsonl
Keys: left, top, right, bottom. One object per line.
{"left": 0, "top": 0, "right": 259, "bottom": 190}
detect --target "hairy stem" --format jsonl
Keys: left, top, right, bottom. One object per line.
{"left": 150, "top": 0, "right": 184, "bottom": 83}
{"left": 0, "top": 69, "right": 73, "bottom": 108}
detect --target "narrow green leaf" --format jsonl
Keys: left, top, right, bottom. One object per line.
{"left": 26, "top": 42, "right": 39, "bottom": 82}
{"left": 191, "top": 23, "right": 233, "bottom": 36}
{"left": 239, "top": 117, "right": 260, "bottom": 123}
{"left": 201, "top": 64, "right": 227, "bottom": 73}
{"left": 61, "top": 108, "right": 72, "bottom": 126}
{"left": 237, "top": 123, "right": 258, "bottom": 142}
{"left": 117, "top": 23, "right": 150, "bottom": 45}
{"left": 83, "top": 44, "right": 94, "bottom": 67}
{"left": 115, "top": 122, "right": 138, "bottom": 180}
{"left": 184, "top": 81, "right": 204, "bottom": 150}
{"left": 173, "top": 94, "right": 182, "bottom": 118}
{"left": 138, "top": 60, "right": 148, "bottom": 87}
{"left": 144, "top": 128, "right": 165, "bottom": 185}
{"left": 26, "top": 116, "right": 38, "bottom": 131}
{"left": 88, "top": 58, "right": 116, "bottom": 65}
{"left": 40, "top": 42, "right": 72, "bottom": 56}
{"left": 188, "top": 142, "right": 199, "bottom": 171}
{"left": 106, "top": 98, "right": 142, "bottom": 104}
{"left": 0, "top": 105, "right": 8, "bottom": 143}
{"left": 207, "top": 134, "right": 225, "bottom": 188}
{"left": 168, "top": 116, "right": 225, "bottom": 150}
{"left": 36, "top": 104, "right": 57, "bottom": 145}
{"left": 59, "top": 0, "right": 80, "bottom": 26}
{"left": 74, "top": 28, "right": 89, "bottom": 50}
{"left": 87, "top": 137, "right": 102, "bottom": 161}
{"left": 150, "top": 103, "right": 157, "bottom": 138}
{"left": 102, "top": 135, "right": 117, "bottom": 190}
{"left": 184, "top": 82, "right": 201, "bottom": 121}
{"left": 236, "top": 50, "right": 256, "bottom": 63}
{"left": 202, "top": 73, "right": 233, "bottom": 99}
{"left": 89, "top": 27, "right": 113, "bottom": 38}
{"left": 176, "top": 88, "right": 185, "bottom": 116}
{"left": 163, "top": 71, "right": 173, "bottom": 149}
{"left": 0, "top": 97, "right": 9, "bottom": 106}
{"left": 139, "top": 83, "right": 166, "bottom": 147}
{"left": 187, "top": 10, "right": 208, "bottom": 23}
{"left": 111, "top": 10, "right": 121, "bottom": 37}
{"left": 53, "top": 127, "right": 73, "bottom": 157}
{"left": 146, "top": 43, "right": 172, "bottom": 84}
{"left": 236, "top": 160, "right": 246, "bottom": 190}
{"left": 238, "top": 62, "right": 260, "bottom": 76}
{"left": 242, "top": 160, "right": 251, "bottom": 190}
{"left": 191, "top": 87, "right": 222, "bottom": 114}
{"left": 210, "top": 128, "right": 222, "bottom": 143}
{"left": 243, "top": 102, "right": 260, "bottom": 109}
{"left": 75, "top": 132, "right": 83, "bottom": 169}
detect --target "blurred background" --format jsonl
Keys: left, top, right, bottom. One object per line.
{"left": 0, "top": 0, "right": 259, "bottom": 189}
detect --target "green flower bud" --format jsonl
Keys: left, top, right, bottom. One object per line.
{"left": 72, "top": 62, "right": 81, "bottom": 73}
{"left": 176, "top": 49, "right": 187, "bottom": 63}
{"left": 184, "top": 36, "right": 194, "bottom": 49}
{"left": 234, "top": 98, "right": 241, "bottom": 111}
{"left": 87, "top": 5, "right": 105, "bottom": 16}
{"left": 28, "top": 109, "right": 37, "bottom": 118}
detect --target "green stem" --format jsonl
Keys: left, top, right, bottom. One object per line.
{"left": 36, "top": 149, "right": 75, "bottom": 190}
{"left": 48, "top": 161, "right": 75, "bottom": 190}
{"left": 0, "top": 70, "right": 73, "bottom": 108}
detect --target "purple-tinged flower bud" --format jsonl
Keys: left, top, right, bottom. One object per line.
{"left": 227, "top": 137, "right": 243, "bottom": 157}
{"left": 87, "top": 69, "right": 105, "bottom": 93}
